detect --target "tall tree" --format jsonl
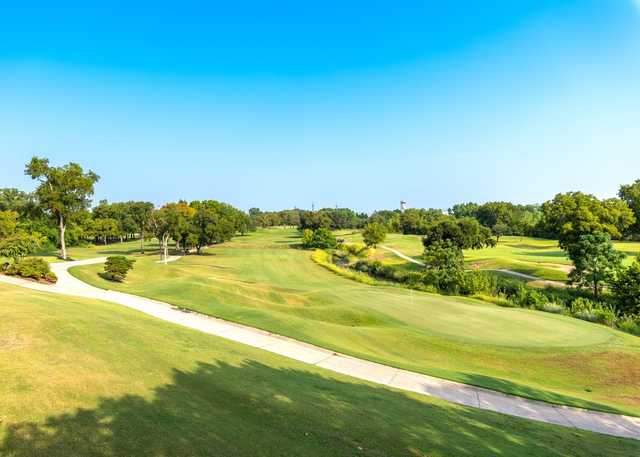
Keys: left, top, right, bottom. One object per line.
{"left": 540, "top": 192, "right": 635, "bottom": 250}
{"left": 362, "top": 222, "right": 386, "bottom": 248}
{"left": 422, "top": 217, "right": 495, "bottom": 250}
{"left": 24, "top": 157, "right": 99, "bottom": 260}
{"left": 618, "top": 179, "right": 640, "bottom": 236}
{"left": 0, "top": 211, "right": 18, "bottom": 238}
{"left": 129, "top": 201, "right": 155, "bottom": 253}
{"left": 612, "top": 256, "right": 640, "bottom": 315}
{"left": 567, "top": 232, "right": 625, "bottom": 299}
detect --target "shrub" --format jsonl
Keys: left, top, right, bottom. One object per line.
{"left": 311, "top": 250, "right": 375, "bottom": 285}
{"left": 0, "top": 232, "right": 43, "bottom": 261}
{"left": 617, "top": 315, "right": 640, "bottom": 336}
{"left": 570, "top": 297, "right": 596, "bottom": 313}
{"left": 103, "top": 256, "right": 136, "bottom": 282}
{"left": 339, "top": 242, "right": 369, "bottom": 257}
{"left": 592, "top": 304, "right": 617, "bottom": 327}
{"left": 538, "top": 302, "right": 566, "bottom": 314}
{"left": 5, "top": 257, "right": 56, "bottom": 283}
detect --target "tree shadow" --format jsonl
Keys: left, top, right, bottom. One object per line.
{"left": 455, "top": 372, "right": 632, "bottom": 416}
{"left": 1, "top": 360, "right": 636, "bottom": 457}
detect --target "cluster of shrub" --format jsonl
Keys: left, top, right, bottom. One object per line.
{"left": 350, "top": 257, "right": 640, "bottom": 336}
{"left": 1, "top": 257, "right": 57, "bottom": 283}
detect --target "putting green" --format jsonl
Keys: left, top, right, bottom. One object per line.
{"left": 70, "top": 228, "right": 640, "bottom": 416}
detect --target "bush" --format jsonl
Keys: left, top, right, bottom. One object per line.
{"left": 338, "top": 242, "right": 369, "bottom": 258}
{"left": 593, "top": 305, "right": 617, "bottom": 327}
{"left": 537, "top": 301, "right": 566, "bottom": 314}
{"left": 617, "top": 315, "right": 640, "bottom": 336}
{"left": 5, "top": 257, "right": 56, "bottom": 283}
{"left": 311, "top": 250, "right": 375, "bottom": 285}
{"left": 103, "top": 256, "right": 136, "bottom": 282}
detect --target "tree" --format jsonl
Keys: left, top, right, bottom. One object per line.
{"left": 149, "top": 206, "right": 174, "bottom": 261}
{"left": 0, "top": 188, "right": 31, "bottom": 213}
{"left": 189, "top": 205, "right": 222, "bottom": 254}
{"left": 448, "top": 202, "right": 479, "bottom": 219}
{"left": 566, "top": 232, "right": 625, "bottom": 299}
{"left": 540, "top": 192, "right": 635, "bottom": 250}
{"left": 298, "top": 211, "right": 333, "bottom": 231}
{"left": 0, "top": 210, "right": 18, "bottom": 238}
{"left": 618, "top": 179, "right": 640, "bottom": 236}
{"left": 492, "top": 222, "right": 510, "bottom": 243}
{"left": 0, "top": 232, "right": 43, "bottom": 262}
{"left": 368, "top": 210, "right": 401, "bottom": 232}
{"left": 362, "top": 222, "right": 386, "bottom": 248}
{"left": 301, "top": 228, "right": 337, "bottom": 249}
{"left": 91, "top": 218, "right": 120, "bottom": 244}
{"left": 103, "top": 256, "right": 136, "bottom": 282}
{"left": 612, "top": 256, "right": 640, "bottom": 315}
{"left": 423, "top": 239, "right": 464, "bottom": 272}
{"left": 129, "top": 201, "right": 154, "bottom": 253}
{"left": 24, "top": 157, "right": 99, "bottom": 260}
{"left": 476, "top": 201, "right": 514, "bottom": 229}
{"left": 398, "top": 208, "right": 445, "bottom": 235}
{"left": 422, "top": 239, "right": 466, "bottom": 293}
{"left": 422, "top": 218, "right": 495, "bottom": 250}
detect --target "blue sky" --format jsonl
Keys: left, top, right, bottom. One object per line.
{"left": 1, "top": 1, "right": 639, "bottom": 212}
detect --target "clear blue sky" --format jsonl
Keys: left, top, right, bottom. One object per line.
{"left": 1, "top": 1, "right": 639, "bottom": 212}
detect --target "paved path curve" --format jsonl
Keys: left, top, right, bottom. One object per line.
{"left": 380, "top": 245, "right": 566, "bottom": 286}
{"left": 1, "top": 258, "right": 639, "bottom": 440}
{"left": 379, "top": 245, "right": 425, "bottom": 265}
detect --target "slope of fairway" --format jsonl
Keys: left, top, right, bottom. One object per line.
{"left": 4, "top": 284, "right": 639, "bottom": 456}
{"left": 69, "top": 229, "right": 640, "bottom": 416}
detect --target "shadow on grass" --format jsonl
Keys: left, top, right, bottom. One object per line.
{"left": 455, "top": 372, "right": 632, "bottom": 417}
{"left": 2, "top": 360, "right": 636, "bottom": 457}
{"left": 524, "top": 250, "right": 568, "bottom": 259}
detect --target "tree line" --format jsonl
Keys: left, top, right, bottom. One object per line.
{"left": 0, "top": 157, "right": 251, "bottom": 263}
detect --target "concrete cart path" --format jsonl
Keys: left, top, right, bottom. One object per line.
{"left": 1, "top": 257, "right": 638, "bottom": 441}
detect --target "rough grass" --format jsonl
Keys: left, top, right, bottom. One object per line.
{"left": 3, "top": 283, "right": 639, "bottom": 456}
{"left": 69, "top": 228, "right": 640, "bottom": 416}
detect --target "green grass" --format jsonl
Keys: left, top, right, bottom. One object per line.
{"left": 338, "top": 231, "right": 640, "bottom": 282}
{"left": 2, "top": 283, "right": 638, "bottom": 456}
{"left": 69, "top": 228, "right": 640, "bottom": 416}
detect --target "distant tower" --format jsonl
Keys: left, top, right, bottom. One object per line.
{"left": 400, "top": 201, "right": 407, "bottom": 212}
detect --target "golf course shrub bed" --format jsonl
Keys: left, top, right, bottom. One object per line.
{"left": 2, "top": 257, "right": 57, "bottom": 283}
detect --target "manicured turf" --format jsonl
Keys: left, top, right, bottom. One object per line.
{"left": 2, "top": 283, "right": 638, "bottom": 456}
{"left": 69, "top": 228, "right": 640, "bottom": 416}
{"left": 339, "top": 232, "right": 640, "bottom": 282}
